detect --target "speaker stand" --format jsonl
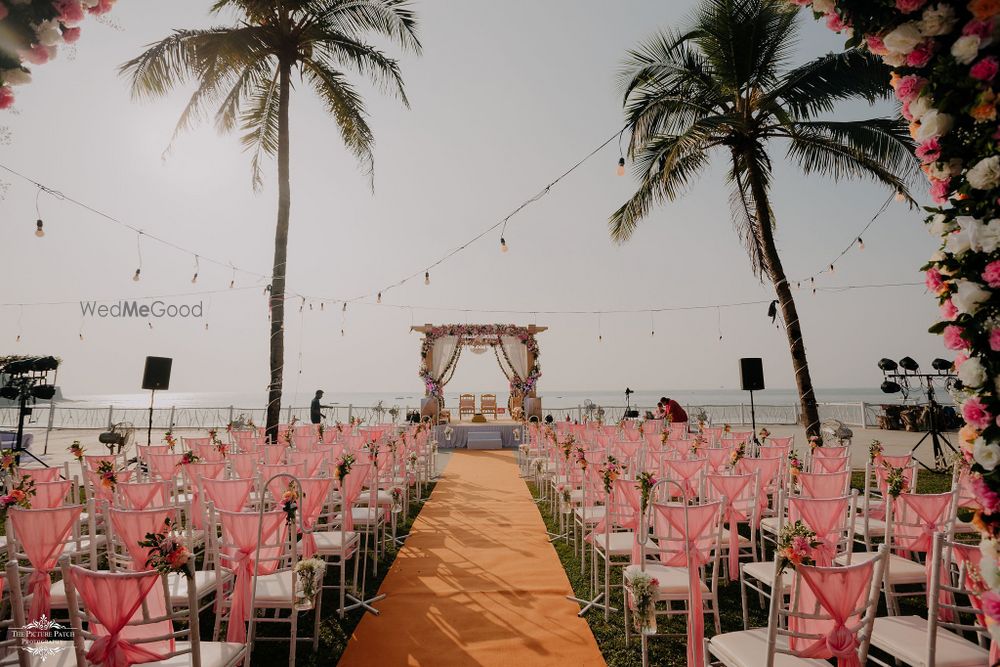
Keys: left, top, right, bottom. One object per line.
{"left": 748, "top": 389, "right": 760, "bottom": 446}
{"left": 146, "top": 389, "right": 156, "bottom": 446}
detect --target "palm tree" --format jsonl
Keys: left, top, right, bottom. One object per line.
{"left": 121, "top": 0, "right": 420, "bottom": 441}
{"left": 612, "top": 0, "right": 918, "bottom": 436}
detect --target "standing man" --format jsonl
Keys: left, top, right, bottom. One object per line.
{"left": 310, "top": 390, "right": 330, "bottom": 425}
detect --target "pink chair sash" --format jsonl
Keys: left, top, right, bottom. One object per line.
{"left": 19, "top": 467, "right": 61, "bottom": 483}
{"left": 110, "top": 507, "right": 175, "bottom": 570}
{"left": 84, "top": 455, "right": 118, "bottom": 471}
{"left": 117, "top": 481, "right": 170, "bottom": 510}
{"left": 298, "top": 477, "right": 333, "bottom": 558}
{"left": 813, "top": 456, "right": 849, "bottom": 473}
{"left": 799, "top": 471, "right": 849, "bottom": 499}
{"left": 737, "top": 456, "right": 782, "bottom": 514}
{"left": 9, "top": 505, "right": 83, "bottom": 623}
{"left": 229, "top": 453, "right": 257, "bottom": 479}
{"left": 70, "top": 566, "right": 172, "bottom": 666}
{"left": 791, "top": 561, "right": 875, "bottom": 667}
{"left": 665, "top": 458, "right": 705, "bottom": 498}
{"left": 288, "top": 452, "right": 326, "bottom": 477}
{"left": 261, "top": 463, "right": 306, "bottom": 503}
{"left": 87, "top": 469, "right": 134, "bottom": 503}
{"left": 707, "top": 474, "right": 752, "bottom": 580}
{"left": 651, "top": 500, "right": 720, "bottom": 667}
{"left": 706, "top": 448, "right": 730, "bottom": 472}
{"left": 146, "top": 454, "right": 183, "bottom": 481}
{"left": 32, "top": 480, "right": 72, "bottom": 509}
{"left": 340, "top": 464, "right": 370, "bottom": 532}
{"left": 789, "top": 496, "right": 849, "bottom": 565}
{"left": 812, "top": 446, "right": 850, "bottom": 459}
{"left": 191, "top": 443, "right": 224, "bottom": 462}
{"left": 184, "top": 462, "right": 226, "bottom": 529}
{"left": 202, "top": 477, "right": 254, "bottom": 512}
{"left": 220, "top": 510, "right": 286, "bottom": 643}
{"left": 261, "top": 445, "right": 286, "bottom": 465}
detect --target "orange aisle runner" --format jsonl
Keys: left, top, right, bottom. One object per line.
{"left": 338, "top": 450, "right": 605, "bottom": 667}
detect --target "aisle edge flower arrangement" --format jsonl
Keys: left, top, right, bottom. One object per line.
{"left": 794, "top": 0, "right": 1000, "bottom": 637}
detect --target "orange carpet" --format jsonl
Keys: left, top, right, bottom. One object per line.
{"left": 338, "top": 450, "right": 606, "bottom": 667}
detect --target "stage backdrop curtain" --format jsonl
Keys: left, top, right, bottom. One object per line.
{"left": 500, "top": 336, "right": 528, "bottom": 380}
{"left": 431, "top": 336, "right": 460, "bottom": 381}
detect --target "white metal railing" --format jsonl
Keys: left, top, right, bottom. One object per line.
{"left": 0, "top": 400, "right": 889, "bottom": 431}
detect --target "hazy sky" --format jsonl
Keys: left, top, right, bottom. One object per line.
{"left": 0, "top": 1, "right": 945, "bottom": 401}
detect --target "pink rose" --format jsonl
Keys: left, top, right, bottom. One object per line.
{"left": 943, "top": 324, "right": 967, "bottom": 350}
{"left": 825, "top": 12, "right": 849, "bottom": 33}
{"left": 984, "top": 260, "right": 1000, "bottom": 288}
{"left": 930, "top": 177, "right": 952, "bottom": 204}
{"left": 895, "top": 75, "right": 927, "bottom": 103}
{"left": 941, "top": 299, "right": 959, "bottom": 320}
{"left": 21, "top": 44, "right": 50, "bottom": 66}
{"left": 963, "top": 397, "right": 993, "bottom": 430}
{"left": 926, "top": 267, "right": 946, "bottom": 292}
{"left": 0, "top": 86, "right": 12, "bottom": 110}
{"left": 972, "top": 476, "right": 1000, "bottom": 514}
{"left": 87, "top": 0, "right": 115, "bottom": 15}
{"left": 983, "top": 591, "right": 1000, "bottom": 622}
{"left": 62, "top": 27, "right": 81, "bottom": 44}
{"left": 902, "top": 101, "right": 914, "bottom": 121}
{"left": 964, "top": 20, "right": 994, "bottom": 40}
{"left": 907, "top": 41, "right": 935, "bottom": 68}
{"left": 896, "top": 0, "right": 927, "bottom": 13}
{"left": 54, "top": 0, "right": 85, "bottom": 24}
{"left": 972, "top": 56, "right": 1000, "bottom": 81}
{"left": 955, "top": 353, "right": 969, "bottom": 370}
{"left": 866, "top": 34, "right": 888, "bottom": 55}
{"left": 916, "top": 137, "right": 942, "bottom": 163}
{"left": 991, "top": 328, "right": 1000, "bottom": 351}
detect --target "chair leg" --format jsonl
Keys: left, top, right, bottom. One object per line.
{"left": 739, "top": 569, "right": 750, "bottom": 631}
{"left": 313, "top": 589, "right": 322, "bottom": 651}
{"left": 289, "top": 610, "right": 297, "bottom": 666}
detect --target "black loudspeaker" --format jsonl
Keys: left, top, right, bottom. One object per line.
{"left": 141, "top": 356, "right": 172, "bottom": 391}
{"left": 739, "top": 358, "right": 764, "bottom": 391}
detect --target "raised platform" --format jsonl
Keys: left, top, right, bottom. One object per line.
{"left": 433, "top": 423, "right": 523, "bottom": 449}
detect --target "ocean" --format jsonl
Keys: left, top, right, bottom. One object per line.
{"left": 59, "top": 387, "right": 933, "bottom": 410}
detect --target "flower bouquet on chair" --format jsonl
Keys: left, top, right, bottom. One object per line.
{"left": 625, "top": 566, "right": 659, "bottom": 635}
{"left": 293, "top": 558, "right": 327, "bottom": 611}
{"left": 776, "top": 520, "right": 820, "bottom": 573}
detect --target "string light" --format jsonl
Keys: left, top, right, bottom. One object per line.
{"left": 617, "top": 157, "right": 625, "bottom": 177}
{"left": 500, "top": 237, "right": 508, "bottom": 253}
{"left": 35, "top": 219, "right": 44, "bottom": 238}
{"left": 424, "top": 271, "right": 430, "bottom": 286}
{"left": 895, "top": 189, "right": 905, "bottom": 202}
{"left": 133, "top": 268, "right": 141, "bottom": 282}
{"left": 191, "top": 255, "right": 199, "bottom": 284}
{"left": 857, "top": 237, "right": 865, "bottom": 250}
{"left": 829, "top": 263, "right": 835, "bottom": 273}
{"left": 133, "top": 233, "right": 143, "bottom": 282}
{"left": 342, "top": 302, "right": 347, "bottom": 312}
{"left": 376, "top": 292, "right": 382, "bottom": 304}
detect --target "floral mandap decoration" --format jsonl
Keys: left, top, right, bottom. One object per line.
{"left": 417, "top": 324, "right": 541, "bottom": 399}
{"left": 0, "top": 0, "right": 116, "bottom": 110}
{"left": 794, "top": 0, "right": 999, "bottom": 641}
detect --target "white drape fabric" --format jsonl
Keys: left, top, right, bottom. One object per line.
{"left": 501, "top": 336, "right": 528, "bottom": 379}
{"left": 431, "top": 335, "right": 459, "bottom": 380}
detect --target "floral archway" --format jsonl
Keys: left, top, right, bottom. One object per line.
{"left": 412, "top": 324, "right": 545, "bottom": 412}
{"left": 796, "top": 0, "right": 1000, "bottom": 647}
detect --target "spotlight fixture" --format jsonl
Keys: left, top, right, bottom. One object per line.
{"left": 133, "top": 268, "right": 141, "bottom": 282}
{"left": 880, "top": 380, "right": 902, "bottom": 394}
{"left": 932, "top": 358, "right": 953, "bottom": 372}
{"left": 500, "top": 237, "right": 508, "bottom": 252}
{"left": 899, "top": 356, "right": 920, "bottom": 372}
{"left": 424, "top": 271, "right": 430, "bottom": 285}
{"left": 877, "top": 358, "right": 898, "bottom": 372}
{"left": 616, "top": 157, "right": 625, "bottom": 176}
{"left": 34, "top": 219, "right": 44, "bottom": 237}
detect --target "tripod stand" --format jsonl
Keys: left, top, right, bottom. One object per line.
{"left": 909, "top": 382, "right": 957, "bottom": 472}
{"left": 11, "top": 387, "right": 49, "bottom": 468}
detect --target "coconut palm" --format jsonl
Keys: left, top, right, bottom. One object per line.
{"left": 612, "top": 0, "right": 918, "bottom": 435}
{"left": 121, "top": 0, "right": 420, "bottom": 440}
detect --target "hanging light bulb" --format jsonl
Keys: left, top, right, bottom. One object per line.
{"left": 133, "top": 268, "right": 141, "bottom": 282}
{"left": 191, "top": 272, "right": 199, "bottom": 284}
{"left": 230, "top": 279, "right": 235, "bottom": 289}
{"left": 616, "top": 157, "right": 625, "bottom": 177}
{"left": 829, "top": 263, "right": 835, "bottom": 273}
{"left": 34, "top": 219, "right": 44, "bottom": 237}
{"left": 340, "top": 328, "right": 345, "bottom": 336}
{"left": 894, "top": 189, "right": 905, "bottom": 202}
{"left": 79, "top": 333, "right": 83, "bottom": 341}
{"left": 342, "top": 302, "right": 347, "bottom": 312}
{"left": 320, "top": 302, "right": 325, "bottom": 311}
{"left": 500, "top": 237, "right": 508, "bottom": 253}
{"left": 148, "top": 322, "right": 153, "bottom": 329}
{"left": 598, "top": 334, "right": 603, "bottom": 342}
{"left": 15, "top": 335, "right": 20, "bottom": 343}
{"left": 309, "top": 302, "right": 313, "bottom": 310}
{"left": 377, "top": 292, "right": 382, "bottom": 304}
{"left": 857, "top": 237, "right": 865, "bottom": 250}
{"left": 205, "top": 322, "right": 209, "bottom": 330}
{"left": 424, "top": 271, "right": 430, "bottom": 285}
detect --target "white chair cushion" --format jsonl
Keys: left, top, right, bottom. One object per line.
{"left": 301, "top": 530, "right": 360, "bottom": 556}
{"left": 759, "top": 517, "right": 780, "bottom": 535}
{"left": 741, "top": 561, "right": 794, "bottom": 592}
{"left": 834, "top": 551, "right": 926, "bottom": 584}
{"left": 708, "top": 628, "right": 830, "bottom": 667}
{"left": 574, "top": 506, "right": 605, "bottom": 524}
{"left": 720, "top": 528, "right": 751, "bottom": 547}
{"left": 166, "top": 570, "right": 229, "bottom": 602}
{"left": 253, "top": 570, "right": 294, "bottom": 606}
{"left": 627, "top": 564, "right": 710, "bottom": 597}
{"left": 850, "top": 516, "right": 887, "bottom": 537}
{"left": 870, "top": 615, "right": 989, "bottom": 667}
{"left": 349, "top": 506, "right": 385, "bottom": 525}
{"left": 590, "top": 531, "right": 635, "bottom": 556}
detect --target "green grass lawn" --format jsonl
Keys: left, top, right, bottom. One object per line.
{"left": 532, "top": 470, "right": 955, "bottom": 666}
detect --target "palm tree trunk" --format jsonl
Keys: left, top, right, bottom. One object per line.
{"left": 743, "top": 152, "right": 821, "bottom": 437}
{"left": 265, "top": 59, "right": 292, "bottom": 443}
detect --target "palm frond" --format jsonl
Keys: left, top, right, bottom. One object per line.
{"left": 726, "top": 147, "right": 770, "bottom": 278}
{"left": 311, "top": 32, "right": 408, "bottom": 105}
{"left": 314, "top": 0, "right": 421, "bottom": 54}
{"left": 238, "top": 69, "right": 282, "bottom": 191}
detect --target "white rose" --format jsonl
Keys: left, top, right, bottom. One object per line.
{"left": 974, "top": 438, "right": 1000, "bottom": 470}
{"left": 882, "top": 52, "right": 907, "bottom": 67}
{"left": 951, "top": 34, "right": 982, "bottom": 65}
{"left": 1, "top": 69, "right": 31, "bottom": 86}
{"left": 952, "top": 280, "right": 991, "bottom": 315}
{"left": 959, "top": 357, "right": 987, "bottom": 388}
{"left": 915, "top": 110, "right": 954, "bottom": 141}
{"left": 919, "top": 4, "right": 957, "bottom": 37}
{"left": 909, "top": 95, "right": 932, "bottom": 121}
{"left": 973, "top": 218, "right": 1000, "bottom": 253}
{"left": 80, "top": 0, "right": 99, "bottom": 7}
{"left": 812, "top": 0, "right": 835, "bottom": 13}
{"left": 967, "top": 156, "right": 1000, "bottom": 190}
{"left": 982, "top": 540, "right": 1000, "bottom": 589}
{"left": 35, "top": 20, "right": 62, "bottom": 47}
{"left": 928, "top": 214, "right": 955, "bottom": 237}
{"left": 930, "top": 250, "right": 947, "bottom": 263}
{"left": 945, "top": 227, "right": 972, "bottom": 255}
{"left": 927, "top": 158, "right": 962, "bottom": 180}
{"left": 884, "top": 22, "right": 924, "bottom": 55}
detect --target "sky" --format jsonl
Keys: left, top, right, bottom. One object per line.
{"left": 0, "top": 0, "right": 947, "bottom": 402}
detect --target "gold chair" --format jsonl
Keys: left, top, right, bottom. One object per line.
{"left": 480, "top": 393, "right": 497, "bottom": 419}
{"left": 459, "top": 393, "right": 475, "bottom": 420}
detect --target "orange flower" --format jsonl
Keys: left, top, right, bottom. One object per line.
{"left": 890, "top": 71, "right": 902, "bottom": 89}
{"left": 909, "top": 121, "right": 920, "bottom": 140}
{"left": 970, "top": 0, "right": 1000, "bottom": 20}
{"left": 960, "top": 424, "right": 980, "bottom": 446}
{"left": 972, "top": 92, "right": 998, "bottom": 122}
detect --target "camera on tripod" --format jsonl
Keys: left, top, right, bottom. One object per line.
{"left": 1, "top": 356, "right": 60, "bottom": 466}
